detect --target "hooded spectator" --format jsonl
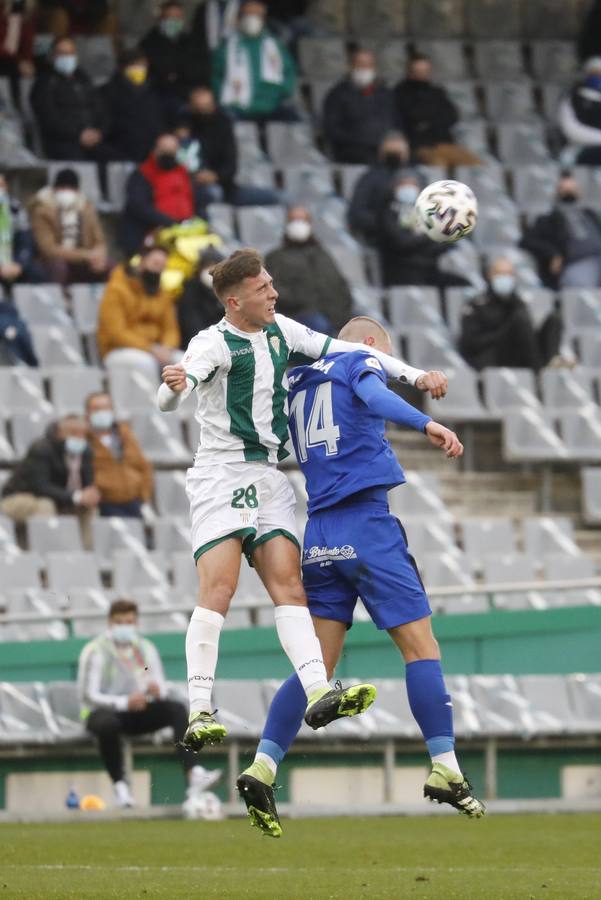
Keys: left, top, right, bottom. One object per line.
{"left": 558, "top": 57, "right": 601, "bottom": 166}
{"left": 28, "top": 167, "right": 109, "bottom": 285}
{"left": 102, "top": 47, "right": 164, "bottom": 162}
{"left": 323, "top": 48, "right": 399, "bottom": 164}
{"left": 348, "top": 131, "right": 410, "bottom": 243}
{"left": 177, "top": 245, "right": 225, "bottom": 347}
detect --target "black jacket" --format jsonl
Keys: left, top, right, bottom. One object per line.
{"left": 0, "top": 300, "right": 38, "bottom": 366}
{"left": 3, "top": 426, "right": 94, "bottom": 509}
{"left": 140, "top": 27, "right": 210, "bottom": 97}
{"left": 120, "top": 168, "right": 179, "bottom": 256}
{"left": 394, "top": 79, "right": 458, "bottom": 148}
{"left": 521, "top": 206, "right": 601, "bottom": 287}
{"left": 458, "top": 291, "right": 542, "bottom": 371}
{"left": 376, "top": 195, "right": 447, "bottom": 287}
{"left": 102, "top": 72, "right": 164, "bottom": 162}
{"left": 323, "top": 79, "right": 398, "bottom": 164}
{"left": 265, "top": 239, "right": 353, "bottom": 331}
{"left": 184, "top": 110, "right": 237, "bottom": 195}
{"left": 30, "top": 66, "right": 108, "bottom": 159}
{"left": 348, "top": 162, "right": 404, "bottom": 242}
{"left": 177, "top": 278, "right": 223, "bottom": 348}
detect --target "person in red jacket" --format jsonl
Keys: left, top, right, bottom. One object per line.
{"left": 120, "top": 132, "right": 201, "bottom": 255}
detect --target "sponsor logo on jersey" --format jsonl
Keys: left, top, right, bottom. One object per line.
{"left": 229, "top": 346, "right": 255, "bottom": 358}
{"left": 269, "top": 335, "right": 281, "bottom": 355}
{"left": 303, "top": 544, "right": 357, "bottom": 566}
{"left": 365, "top": 357, "right": 382, "bottom": 370}
{"left": 305, "top": 327, "right": 315, "bottom": 335}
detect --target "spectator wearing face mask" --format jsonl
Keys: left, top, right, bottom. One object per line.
{"left": 120, "top": 133, "right": 199, "bottom": 257}
{"left": 212, "top": 0, "right": 298, "bottom": 122}
{"left": 28, "top": 167, "right": 109, "bottom": 285}
{"left": 141, "top": 0, "right": 210, "bottom": 127}
{"left": 458, "top": 258, "right": 562, "bottom": 371}
{"left": 102, "top": 48, "right": 164, "bottom": 163}
{"left": 97, "top": 244, "right": 182, "bottom": 382}
{"left": 521, "top": 172, "right": 601, "bottom": 289}
{"left": 0, "top": 415, "right": 99, "bottom": 547}
{"left": 376, "top": 171, "right": 471, "bottom": 289}
{"left": 86, "top": 392, "right": 153, "bottom": 519}
{"left": 323, "top": 48, "right": 400, "bottom": 165}
{"left": 175, "top": 85, "right": 281, "bottom": 207}
{"left": 394, "top": 54, "right": 480, "bottom": 166}
{"left": 30, "top": 35, "right": 112, "bottom": 161}
{"left": 264, "top": 206, "right": 353, "bottom": 333}
{"left": 558, "top": 58, "right": 601, "bottom": 166}
{"left": 177, "top": 246, "right": 225, "bottom": 348}
{"left": 348, "top": 131, "right": 410, "bottom": 243}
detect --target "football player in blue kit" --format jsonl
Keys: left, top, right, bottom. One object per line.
{"left": 236, "top": 316, "right": 485, "bottom": 836}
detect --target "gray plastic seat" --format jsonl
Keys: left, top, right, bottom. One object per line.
{"left": 12, "top": 283, "right": 68, "bottom": 325}
{"left": 445, "top": 81, "right": 479, "bottom": 119}
{"left": 45, "top": 681, "right": 86, "bottom": 740}
{"left": 171, "top": 552, "right": 197, "bottom": 595}
{"left": 469, "top": 674, "right": 545, "bottom": 737}
{"left": 373, "top": 39, "right": 408, "bottom": 84}
{"left": 107, "top": 367, "right": 158, "bottom": 416}
{"left": 389, "top": 473, "right": 453, "bottom": 523}
{"left": 421, "top": 551, "right": 480, "bottom": 592}
{"left": 298, "top": 37, "right": 348, "bottom": 81}
{"left": 523, "top": 517, "right": 580, "bottom": 558}
{"left": 424, "top": 367, "right": 490, "bottom": 423}
{"left": 27, "top": 515, "right": 83, "bottom": 555}
{"left": 10, "top": 410, "right": 55, "bottom": 457}
{"left": 348, "top": 1, "right": 406, "bottom": 38}
{"left": 0, "top": 681, "right": 57, "bottom": 743}
{"left": 70, "top": 283, "right": 104, "bottom": 336}
{"left": 130, "top": 413, "right": 190, "bottom": 465}
{"left": 473, "top": 41, "right": 524, "bottom": 81}
{"left": 511, "top": 164, "right": 559, "bottom": 213}
{"left": 578, "top": 333, "right": 601, "bottom": 366}
{"left": 337, "top": 164, "right": 367, "bottom": 201}
{"left": 436, "top": 594, "right": 490, "bottom": 615}
{"left": 496, "top": 122, "right": 550, "bottom": 164}
{"left": 413, "top": 40, "right": 466, "bottom": 79}
{"left": 519, "top": 674, "right": 591, "bottom": 734}
{"left": 281, "top": 165, "right": 334, "bottom": 200}
{"left": 581, "top": 467, "right": 601, "bottom": 525}
{"left": 46, "top": 552, "right": 102, "bottom": 591}
{"left": 462, "top": 518, "right": 517, "bottom": 560}
{"left": 465, "top": 0, "right": 521, "bottom": 38}
{"left": 472, "top": 204, "right": 522, "bottom": 248}
{"left": 266, "top": 123, "right": 325, "bottom": 165}
{"left": 0, "top": 552, "right": 42, "bottom": 589}
{"left": 566, "top": 674, "right": 601, "bottom": 730}
{"left": 106, "top": 161, "right": 135, "bottom": 212}
{"left": 1, "top": 589, "right": 69, "bottom": 641}
{"left": 234, "top": 564, "right": 271, "bottom": 608}
{"left": 560, "top": 410, "right": 601, "bottom": 462}
{"left": 154, "top": 471, "right": 188, "bottom": 517}
{"left": 402, "top": 520, "right": 458, "bottom": 560}
{"left": 405, "top": 329, "right": 468, "bottom": 372}
{"left": 237, "top": 206, "right": 286, "bottom": 253}
{"left": 0, "top": 369, "right": 52, "bottom": 415}
{"left": 29, "top": 324, "right": 84, "bottom": 366}
{"left": 503, "top": 408, "right": 568, "bottom": 462}
{"left": 530, "top": 41, "right": 578, "bottom": 80}
{"left": 213, "top": 680, "right": 266, "bottom": 738}
{"left": 518, "top": 286, "right": 557, "bottom": 328}
{"left": 153, "top": 518, "right": 191, "bottom": 556}
{"left": 350, "top": 285, "right": 385, "bottom": 320}
{"left": 560, "top": 287, "right": 601, "bottom": 335}
{"left": 48, "top": 366, "right": 104, "bottom": 415}
{"left": 455, "top": 163, "right": 506, "bottom": 202}
{"left": 207, "top": 203, "right": 236, "bottom": 242}
{"left": 541, "top": 556, "right": 601, "bottom": 607}
{"left": 91, "top": 517, "right": 147, "bottom": 567}
{"left": 385, "top": 286, "right": 442, "bottom": 333}
{"left": 359, "top": 679, "right": 420, "bottom": 739}
{"left": 112, "top": 550, "right": 168, "bottom": 591}
{"left": 451, "top": 119, "right": 489, "bottom": 157}
{"left": 482, "top": 554, "right": 547, "bottom": 610}
{"left": 444, "top": 675, "right": 483, "bottom": 737}
{"left": 482, "top": 368, "right": 540, "bottom": 413}
{"left": 0, "top": 516, "right": 16, "bottom": 552}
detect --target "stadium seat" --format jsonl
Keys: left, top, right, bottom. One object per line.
{"left": 560, "top": 288, "right": 601, "bottom": 336}
{"left": 484, "top": 82, "right": 537, "bottom": 122}
{"left": 154, "top": 471, "right": 188, "bottom": 517}
{"left": 452, "top": 120, "right": 489, "bottom": 158}
{"left": 45, "top": 681, "right": 85, "bottom": 740}
{"left": 233, "top": 564, "right": 271, "bottom": 609}
{"left": 402, "top": 520, "right": 459, "bottom": 560}
{"left": 281, "top": 165, "right": 334, "bottom": 200}
{"left": 106, "top": 162, "right": 136, "bottom": 212}
{"left": 530, "top": 41, "right": 577, "bottom": 81}
{"left": 350, "top": 285, "right": 386, "bottom": 320}
{"left": 469, "top": 674, "right": 544, "bottom": 737}
{"left": 212, "top": 679, "right": 266, "bottom": 738}
{"left": 389, "top": 473, "right": 453, "bottom": 522}
{"left": 420, "top": 551, "right": 482, "bottom": 598}
{"left": 503, "top": 408, "right": 569, "bottom": 462}
{"left": 482, "top": 368, "right": 540, "bottom": 413}
{"left": 70, "top": 283, "right": 104, "bottom": 337}
{"left": 496, "top": 122, "right": 551, "bottom": 164}
{"left": 107, "top": 368, "right": 158, "bottom": 415}
{"left": 414, "top": 40, "right": 466, "bottom": 79}
{"left": 1, "top": 552, "right": 42, "bottom": 589}
{"left": 445, "top": 286, "right": 477, "bottom": 337}
{"left": 523, "top": 517, "right": 580, "bottom": 558}
{"left": 46, "top": 552, "right": 102, "bottom": 591}
{"left": 405, "top": 329, "right": 468, "bottom": 372}
{"left": 462, "top": 518, "right": 517, "bottom": 561}
{"left": 153, "top": 518, "right": 191, "bottom": 556}
{"left": 540, "top": 369, "right": 595, "bottom": 414}
{"left": 237, "top": 206, "right": 286, "bottom": 254}
{"left": 47, "top": 367, "right": 104, "bottom": 415}
{"left": 27, "top": 516, "right": 83, "bottom": 555}
{"left": 29, "top": 324, "right": 85, "bottom": 367}
{"left": 207, "top": 204, "right": 236, "bottom": 242}
{"left": 0, "top": 516, "right": 16, "bottom": 553}
{"left": 443, "top": 675, "right": 482, "bottom": 737}
{"left": 465, "top": 0, "right": 521, "bottom": 38}
{"left": 385, "top": 286, "right": 443, "bottom": 333}
{"left": 10, "top": 409, "right": 55, "bottom": 457}
{"left": 560, "top": 410, "right": 601, "bottom": 462}
{"left": 437, "top": 594, "right": 491, "bottom": 615}
{"left": 519, "top": 675, "right": 592, "bottom": 734}
{"left": 541, "top": 556, "right": 601, "bottom": 607}
{"left": 525, "top": 4, "right": 581, "bottom": 40}
{"left": 337, "top": 164, "right": 368, "bottom": 201}
{"left": 236, "top": 160, "right": 276, "bottom": 190}
{"left": 424, "top": 368, "right": 491, "bottom": 423}
{"left": 539, "top": 83, "right": 565, "bottom": 123}
{"left": 112, "top": 550, "right": 169, "bottom": 591}
{"left": 373, "top": 38, "right": 408, "bottom": 84}
{"left": 0, "top": 682, "right": 56, "bottom": 744}
{"left": 0, "top": 369, "right": 52, "bottom": 416}
{"left": 473, "top": 41, "right": 524, "bottom": 81}
{"left": 297, "top": 37, "right": 348, "bottom": 81}
{"left": 472, "top": 204, "right": 522, "bottom": 249}
{"left": 91, "top": 517, "right": 147, "bottom": 567}
{"left": 12, "top": 283, "right": 69, "bottom": 326}
{"left": 348, "top": 0, "right": 405, "bottom": 37}
{"left": 581, "top": 467, "right": 601, "bottom": 525}
{"left": 171, "top": 552, "right": 197, "bottom": 595}
{"left": 46, "top": 161, "right": 102, "bottom": 207}
{"left": 359, "top": 679, "right": 420, "bottom": 739}
{"left": 0, "top": 76, "right": 16, "bottom": 116}
{"left": 566, "top": 674, "right": 601, "bottom": 729}
{"left": 266, "top": 123, "right": 326, "bottom": 165}
{"left": 518, "top": 286, "right": 557, "bottom": 328}
{"left": 130, "top": 413, "right": 190, "bottom": 466}
{"left": 445, "top": 81, "right": 479, "bottom": 120}
{"left": 482, "top": 555, "right": 546, "bottom": 610}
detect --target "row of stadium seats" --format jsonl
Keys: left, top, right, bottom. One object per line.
{"left": 1, "top": 672, "right": 600, "bottom": 747}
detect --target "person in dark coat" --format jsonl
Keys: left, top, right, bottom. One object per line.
{"left": 347, "top": 131, "right": 410, "bottom": 243}
{"left": 141, "top": 0, "right": 209, "bottom": 127}
{"left": 30, "top": 35, "right": 111, "bottom": 161}
{"left": 101, "top": 48, "right": 164, "bottom": 163}
{"left": 458, "top": 258, "right": 561, "bottom": 371}
{"left": 323, "top": 48, "right": 399, "bottom": 165}
{"left": 376, "top": 170, "right": 469, "bottom": 289}
{"left": 0, "top": 298, "right": 38, "bottom": 365}
{"left": 177, "top": 246, "right": 225, "bottom": 347}
{"left": 394, "top": 54, "right": 480, "bottom": 166}
{"left": 521, "top": 172, "right": 601, "bottom": 289}
{"left": 265, "top": 205, "right": 353, "bottom": 333}
{"left": 558, "top": 58, "right": 601, "bottom": 167}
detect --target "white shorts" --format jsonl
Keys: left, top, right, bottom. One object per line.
{"left": 186, "top": 462, "right": 299, "bottom": 563}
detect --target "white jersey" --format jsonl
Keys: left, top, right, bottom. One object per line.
{"left": 181, "top": 315, "right": 332, "bottom": 465}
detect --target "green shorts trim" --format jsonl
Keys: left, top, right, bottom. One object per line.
{"left": 244, "top": 528, "right": 300, "bottom": 565}
{"left": 194, "top": 527, "right": 256, "bottom": 562}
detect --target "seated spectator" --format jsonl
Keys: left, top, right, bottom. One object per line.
{"left": 191, "top": 0, "right": 240, "bottom": 61}
{"left": 175, "top": 86, "right": 280, "bottom": 207}
{"left": 348, "top": 130, "right": 410, "bottom": 243}
{"left": 28, "top": 167, "right": 109, "bottom": 285}
{"left": 141, "top": 0, "right": 208, "bottom": 127}
{"left": 120, "top": 133, "right": 200, "bottom": 257}
{"left": 323, "top": 48, "right": 399, "bottom": 165}
{"left": 394, "top": 54, "right": 480, "bottom": 166}
{"left": 30, "top": 35, "right": 112, "bottom": 162}
{"left": 0, "top": 171, "right": 46, "bottom": 286}
{"left": 558, "top": 58, "right": 601, "bottom": 167}
{"left": 0, "top": 415, "right": 99, "bottom": 546}
{"left": 97, "top": 243, "right": 181, "bottom": 381}
{"left": 177, "top": 246, "right": 225, "bottom": 348}
{"left": 265, "top": 205, "right": 353, "bottom": 333}
{"left": 78, "top": 598, "right": 220, "bottom": 812}
{"left": 0, "top": 296, "right": 38, "bottom": 365}
{"left": 36, "top": 1, "right": 116, "bottom": 37}
{"left": 0, "top": 0, "right": 35, "bottom": 84}
{"left": 376, "top": 169, "right": 470, "bottom": 289}
{"left": 521, "top": 172, "right": 601, "bottom": 289}
{"left": 458, "top": 258, "right": 561, "bottom": 371}
{"left": 102, "top": 48, "right": 164, "bottom": 163}
{"left": 86, "top": 392, "right": 153, "bottom": 519}
{"left": 212, "top": 1, "right": 298, "bottom": 123}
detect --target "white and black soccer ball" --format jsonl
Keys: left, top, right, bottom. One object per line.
{"left": 414, "top": 179, "right": 478, "bottom": 243}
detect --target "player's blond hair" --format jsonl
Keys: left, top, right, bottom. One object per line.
{"left": 211, "top": 248, "right": 263, "bottom": 303}
{"left": 337, "top": 316, "right": 391, "bottom": 345}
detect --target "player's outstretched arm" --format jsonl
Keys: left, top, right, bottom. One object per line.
{"left": 157, "top": 364, "right": 192, "bottom": 412}
{"left": 424, "top": 421, "right": 463, "bottom": 458}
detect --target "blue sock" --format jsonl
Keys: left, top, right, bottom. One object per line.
{"left": 257, "top": 674, "right": 307, "bottom": 767}
{"left": 405, "top": 659, "right": 455, "bottom": 757}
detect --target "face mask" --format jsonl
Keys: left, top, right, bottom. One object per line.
{"left": 395, "top": 184, "right": 419, "bottom": 204}
{"left": 351, "top": 68, "right": 376, "bottom": 88}
{"left": 160, "top": 17, "right": 184, "bottom": 39}
{"left": 90, "top": 409, "right": 114, "bottom": 430}
{"left": 491, "top": 274, "right": 516, "bottom": 297}
{"left": 65, "top": 435, "right": 87, "bottom": 455}
{"left": 200, "top": 268, "right": 214, "bottom": 288}
{"left": 156, "top": 152, "right": 177, "bottom": 171}
{"left": 55, "top": 189, "right": 78, "bottom": 208}
{"left": 586, "top": 74, "right": 601, "bottom": 90}
{"left": 240, "top": 14, "right": 264, "bottom": 36}
{"left": 124, "top": 65, "right": 147, "bottom": 86}
{"left": 54, "top": 54, "right": 77, "bottom": 76}
{"left": 111, "top": 623, "right": 137, "bottom": 644}
{"left": 285, "top": 219, "right": 312, "bottom": 243}
{"left": 559, "top": 192, "right": 578, "bottom": 203}
{"left": 141, "top": 270, "right": 162, "bottom": 294}
{"left": 383, "top": 151, "right": 403, "bottom": 169}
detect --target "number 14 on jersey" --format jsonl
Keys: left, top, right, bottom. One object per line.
{"left": 289, "top": 382, "right": 341, "bottom": 462}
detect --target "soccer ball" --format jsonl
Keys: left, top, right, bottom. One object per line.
{"left": 414, "top": 180, "right": 478, "bottom": 243}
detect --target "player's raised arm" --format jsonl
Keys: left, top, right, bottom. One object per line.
{"left": 156, "top": 330, "right": 226, "bottom": 412}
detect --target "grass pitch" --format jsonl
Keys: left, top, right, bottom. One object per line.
{"left": 0, "top": 814, "right": 599, "bottom": 899}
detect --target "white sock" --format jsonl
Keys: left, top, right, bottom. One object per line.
{"left": 185, "top": 606, "right": 224, "bottom": 714}
{"left": 274, "top": 605, "right": 329, "bottom": 698}
{"left": 255, "top": 752, "right": 278, "bottom": 777}
{"left": 432, "top": 750, "right": 462, "bottom": 775}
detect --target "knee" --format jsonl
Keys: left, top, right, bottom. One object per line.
{"left": 86, "top": 711, "right": 120, "bottom": 737}
{"left": 271, "top": 575, "right": 306, "bottom": 606}
{"left": 200, "top": 580, "right": 236, "bottom": 612}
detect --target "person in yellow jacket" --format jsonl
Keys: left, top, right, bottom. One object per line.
{"left": 97, "top": 243, "right": 182, "bottom": 381}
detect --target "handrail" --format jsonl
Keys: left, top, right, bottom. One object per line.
{"left": 1, "top": 577, "right": 601, "bottom": 627}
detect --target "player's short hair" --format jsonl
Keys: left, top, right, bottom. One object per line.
{"left": 337, "top": 316, "right": 391, "bottom": 344}
{"left": 211, "top": 248, "right": 263, "bottom": 303}
{"left": 109, "top": 599, "right": 138, "bottom": 619}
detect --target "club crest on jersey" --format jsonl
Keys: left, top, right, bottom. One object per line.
{"left": 269, "top": 335, "right": 281, "bottom": 355}
{"left": 365, "top": 357, "right": 382, "bottom": 370}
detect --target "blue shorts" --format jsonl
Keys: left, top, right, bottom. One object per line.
{"left": 302, "top": 490, "right": 432, "bottom": 630}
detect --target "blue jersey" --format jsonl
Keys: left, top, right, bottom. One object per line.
{"left": 288, "top": 350, "right": 409, "bottom": 515}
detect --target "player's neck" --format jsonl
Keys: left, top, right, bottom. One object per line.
{"left": 224, "top": 313, "right": 263, "bottom": 334}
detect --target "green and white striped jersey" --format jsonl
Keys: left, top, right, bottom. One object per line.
{"left": 182, "top": 315, "right": 332, "bottom": 465}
